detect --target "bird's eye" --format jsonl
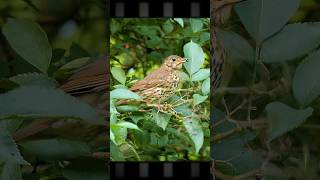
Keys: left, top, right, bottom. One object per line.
{"left": 172, "top": 58, "right": 176, "bottom": 62}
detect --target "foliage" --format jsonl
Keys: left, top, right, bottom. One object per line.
{"left": 110, "top": 18, "right": 211, "bottom": 161}
{"left": 0, "top": 1, "right": 107, "bottom": 179}
{"left": 213, "top": 0, "right": 320, "bottom": 179}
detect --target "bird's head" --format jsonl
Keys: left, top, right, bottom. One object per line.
{"left": 163, "top": 55, "right": 187, "bottom": 70}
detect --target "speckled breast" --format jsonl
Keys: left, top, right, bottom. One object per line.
{"left": 140, "top": 71, "right": 180, "bottom": 102}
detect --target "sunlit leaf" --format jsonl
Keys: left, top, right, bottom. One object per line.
{"left": 174, "top": 18, "right": 184, "bottom": 27}
{"left": 202, "top": 78, "right": 210, "bottom": 95}
{"left": 183, "top": 41, "right": 204, "bottom": 75}
{"left": 183, "top": 118, "right": 203, "bottom": 154}
{"left": 235, "top": 0, "right": 299, "bottom": 44}
{"left": 111, "top": 124, "right": 127, "bottom": 143}
{"left": 193, "top": 94, "right": 208, "bottom": 105}
{"left": 110, "top": 89, "right": 141, "bottom": 100}
{"left": 2, "top": 18, "right": 52, "bottom": 73}
{"left": 116, "top": 105, "right": 139, "bottom": 112}
{"left": 110, "top": 130, "right": 116, "bottom": 144}
{"left": 293, "top": 50, "right": 320, "bottom": 106}
{"left": 191, "top": 69, "right": 210, "bottom": 81}
{"left": 111, "top": 67, "right": 126, "bottom": 85}
{"left": 116, "top": 122, "right": 141, "bottom": 131}
{"left": 266, "top": 102, "right": 313, "bottom": 141}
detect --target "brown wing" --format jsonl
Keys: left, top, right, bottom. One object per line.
{"left": 130, "top": 68, "right": 167, "bottom": 91}
{"left": 60, "top": 59, "right": 108, "bottom": 94}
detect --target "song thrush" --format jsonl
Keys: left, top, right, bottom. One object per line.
{"left": 123, "top": 55, "right": 187, "bottom": 110}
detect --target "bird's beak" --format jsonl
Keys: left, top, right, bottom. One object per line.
{"left": 181, "top": 58, "right": 188, "bottom": 63}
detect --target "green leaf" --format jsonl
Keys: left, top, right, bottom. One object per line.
{"left": 20, "top": 139, "right": 91, "bottom": 159}
{"left": 217, "top": 29, "right": 254, "bottom": 63}
{"left": 0, "top": 131, "right": 28, "bottom": 165}
{"left": 199, "top": 32, "right": 210, "bottom": 44}
{"left": 0, "top": 119, "right": 23, "bottom": 134}
{"left": 9, "top": 73, "right": 57, "bottom": 88}
{"left": 116, "top": 122, "right": 141, "bottom": 131}
{"left": 116, "top": 105, "right": 139, "bottom": 112}
{"left": 189, "top": 19, "right": 203, "bottom": 33}
{"left": 193, "top": 94, "right": 208, "bottom": 106}
{"left": 0, "top": 86, "right": 104, "bottom": 125}
{"left": 213, "top": 131, "right": 257, "bottom": 160}
{"left": 110, "top": 130, "right": 116, "bottom": 144}
{"left": 174, "top": 18, "right": 184, "bottom": 27}
{"left": 59, "top": 57, "right": 91, "bottom": 70}
{"left": 202, "top": 78, "right": 210, "bottom": 95}
{"left": 111, "top": 19, "right": 121, "bottom": 34}
{"left": 110, "top": 88, "right": 141, "bottom": 100}
{"left": 152, "top": 111, "right": 172, "bottom": 130}
{"left": 162, "top": 20, "right": 174, "bottom": 34}
{"left": 191, "top": 69, "right": 210, "bottom": 81}
{"left": 110, "top": 141, "right": 125, "bottom": 161}
{"left": 293, "top": 50, "right": 320, "bottom": 106}
{"left": 0, "top": 161, "right": 22, "bottom": 180}
{"left": 230, "top": 151, "right": 264, "bottom": 175}
{"left": 183, "top": 41, "right": 205, "bottom": 75}
{"left": 266, "top": 102, "right": 313, "bottom": 141}
{"left": 62, "top": 159, "right": 108, "bottom": 180}
{"left": 174, "top": 104, "right": 192, "bottom": 116}
{"left": 111, "top": 124, "right": 127, "bottom": 143}
{"left": 118, "top": 142, "right": 140, "bottom": 160}
{"left": 150, "top": 133, "right": 168, "bottom": 146}
{"left": 261, "top": 23, "right": 320, "bottom": 63}
{"left": 179, "top": 71, "right": 190, "bottom": 81}
{"left": 183, "top": 118, "right": 204, "bottom": 154}
{"left": 235, "top": 0, "right": 299, "bottom": 44}
{"left": 111, "top": 67, "right": 126, "bottom": 85}
{"left": 213, "top": 132, "right": 261, "bottom": 175}
{"left": 115, "top": 52, "right": 133, "bottom": 66}
{"left": 2, "top": 18, "right": 52, "bottom": 73}
{"left": 146, "top": 36, "right": 162, "bottom": 48}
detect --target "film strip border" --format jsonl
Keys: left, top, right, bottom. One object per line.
{"left": 110, "top": 0, "right": 209, "bottom": 17}
{"left": 111, "top": 162, "right": 211, "bottom": 180}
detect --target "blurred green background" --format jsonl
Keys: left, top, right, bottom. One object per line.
{"left": 212, "top": 0, "right": 320, "bottom": 179}
{"left": 0, "top": 0, "right": 108, "bottom": 179}
{"left": 0, "top": 0, "right": 106, "bottom": 79}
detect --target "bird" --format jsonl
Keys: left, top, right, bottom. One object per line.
{"left": 118, "top": 55, "right": 187, "bottom": 111}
